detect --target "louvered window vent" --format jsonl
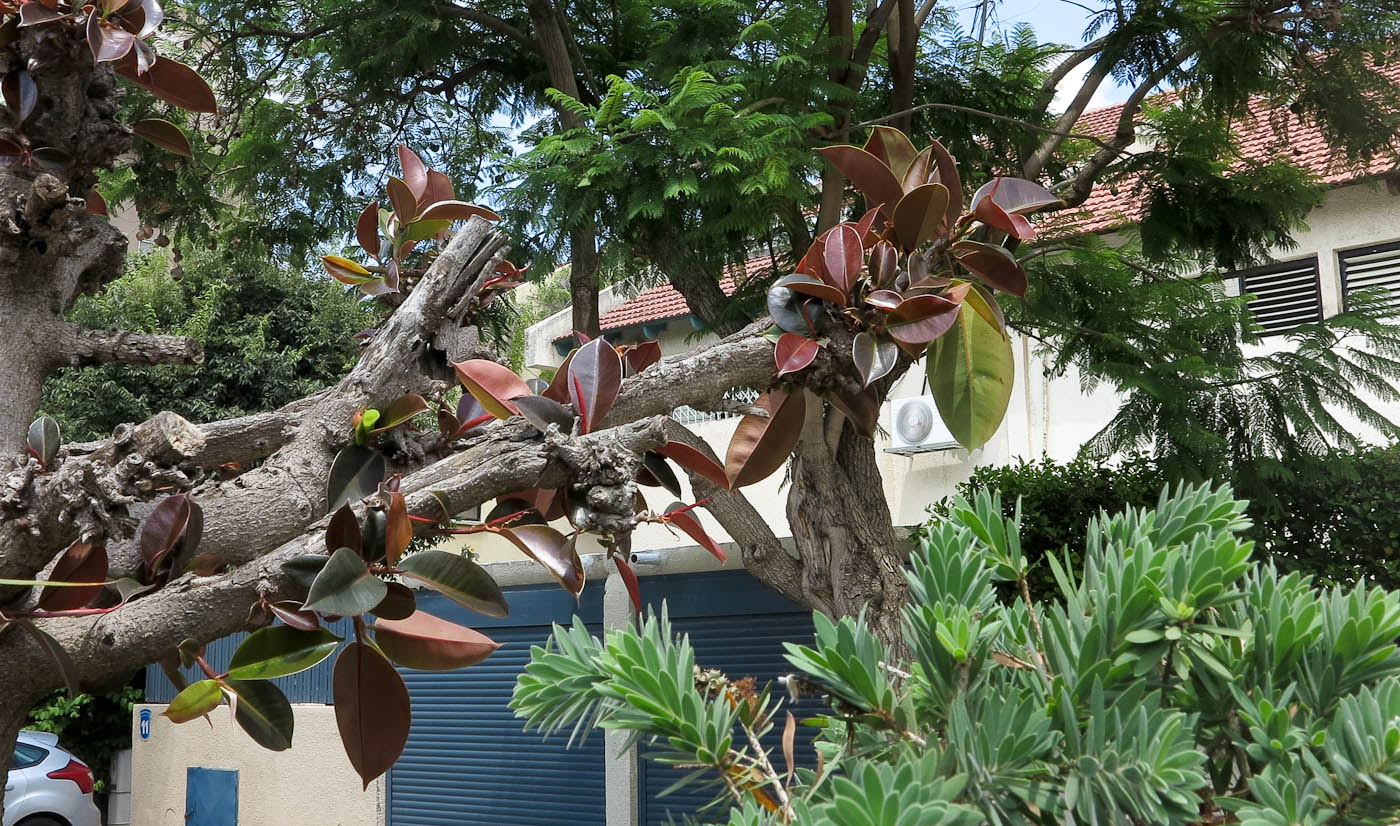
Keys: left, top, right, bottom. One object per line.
{"left": 1238, "top": 257, "right": 1322, "bottom": 336}
{"left": 1340, "top": 241, "right": 1400, "bottom": 315}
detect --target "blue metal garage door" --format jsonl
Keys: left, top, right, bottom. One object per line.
{"left": 388, "top": 584, "right": 606, "bottom": 826}
{"left": 638, "top": 571, "right": 823, "bottom": 826}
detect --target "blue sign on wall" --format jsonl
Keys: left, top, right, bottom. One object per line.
{"left": 138, "top": 708, "right": 151, "bottom": 741}
{"left": 186, "top": 767, "right": 238, "bottom": 826}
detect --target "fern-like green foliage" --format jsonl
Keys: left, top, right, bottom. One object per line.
{"left": 515, "top": 483, "right": 1400, "bottom": 825}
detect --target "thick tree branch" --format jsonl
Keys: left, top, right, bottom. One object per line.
{"left": 434, "top": 4, "right": 536, "bottom": 50}
{"left": 51, "top": 323, "right": 203, "bottom": 368}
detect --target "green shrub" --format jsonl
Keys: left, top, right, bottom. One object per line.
{"left": 41, "top": 246, "right": 373, "bottom": 440}
{"left": 937, "top": 448, "right": 1400, "bottom": 593}
{"left": 27, "top": 686, "right": 141, "bottom": 796}
{"left": 513, "top": 484, "right": 1400, "bottom": 825}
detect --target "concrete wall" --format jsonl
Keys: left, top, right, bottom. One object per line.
{"left": 131, "top": 703, "right": 383, "bottom": 826}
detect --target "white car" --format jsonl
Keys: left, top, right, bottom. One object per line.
{"left": 3, "top": 731, "right": 101, "bottom": 826}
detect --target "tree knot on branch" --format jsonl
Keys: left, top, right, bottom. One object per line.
{"left": 542, "top": 417, "right": 665, "bottom": 535}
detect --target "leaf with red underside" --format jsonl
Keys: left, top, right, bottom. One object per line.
{"left": 85, "top": 189, "right": 108, "bottom": 216}
{"left": 612, "top": 555, "right": 642, "bottom": 614}
{"left": 900, "top": 145, "right": 934, "bottom": 193}
{"left": 131, "top": 118, "right": 192, "bottom": 156}
{"left": 485, "top": 498, "right": 546, "bottom": 528}
{"left": 371, "top": 582, "right": 418, "bottom": 620}
{"left": 863, "top": 126, "right": 919, "bottom": 181}
{"left": 953, "top": 240, "right": 1028, "bottom": 297}
{"left": 326, "top": 445, "right": 386, "bottom": 513}
{"left": 333, "top": 642, "right": 411, "bottom": 789}
{"left": 141, "top": 493, "right": 199, "bottom": 575}
{"left": 775, "top": 333, "right": 819, "bottom": 377}
{"left": 421, "top": 170, "right": 455, "bottom": 210}
{"left": 541, "top": 348, "right": 577, "bottom": 403}
{"left": 853, "top": 331, "right": 899, "bottom": 388}
{"left": 384, "top": 491, "right": 411, "bottom": 566}
{"left": 115, "top": 54, "right": 217, "bottom": 112}
{"left": 373, "top": 611, "right": 500, "bottom": 670}
{"left": 774, "top": 274, "right": 847, "bottom": 307}
{"left": 865, "top": 289, "right": 902, "bottom": 310}
{"left": 397, "top": 145, "right": 428, "bottom": 201}
{"left": 970, "top": 176, "right": 1060, "bottom": 216}
{"left": 567, "top": 338, "right": 622, "bottom": 434}
{"left": 867, "top": 241, "right": 898, "bottom": 288}
{"left": 452, "top": 359, "right": 532, "bottom": 419}
{"left": 795, "top": 235, "right": 826, "bottom": 279}
{"left": 640, "top": 452, "right": 683, "bottom": 498}
{"left": 854, "top": 205, "right": 884, "bottom": 244}
{"left": 821, "top": 224, "right": 862, "bottom": 293}
{"left": 928, "top": 140, "right": 962, "bottom": 230}
{"left": 664, "top": 502, "right": 726, "bottom": 563}
{"left": 326, "top": 503, "right": 362, "bottom": 560}
{"left": 817, "top": 145, "right": 904, "bottom": 215}
{"left": 656, "top": 441, "right": 728, "bottom": 489}
{"left": 886, "top": 294, "right": 961, "bottom": 347}
{"left": 38, "top": 540, "right": 107, "bottom": 611}
{"left": 829, "top": 387, "right": 880, "bottom": 436}
{"left": 725, "top": 390, "right": 807, "bottom": 490}
{"left": 500, "top": 525, "right": 584, "bottom": 596}
{"left": 417, "top": 200, "right": 501, "bottom": 223}
{"left": 385, "top": 176, "right": 418, "bottom": 223}
{"left": 88, "top": 14, "right": 136, "bottom": 63}
{"left": 892, "top": 183, "right": 950, "bottom": 251}
{"left": 454, "top": 394, "right": 492, "bottom": 437}
{"left": 269, "top": 602, "right": 320, "bottom": 631}
{"left": 625, "top": 340, "right": 662, "bottom": 373}
{"left": 18, "top": 3, "right": 67, "bottom": 26}
{"left": 356, "top": 200, "right": 381, "bottom": 260}
{"left": 972, "top": 191, "right": 1035, "bottom": 240}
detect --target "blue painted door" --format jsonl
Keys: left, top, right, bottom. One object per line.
{"left": 185, "top": 767, "right": 237, "bottom": 826}
{"left": 388, "top": 584, "right": 607, "bottom": 826}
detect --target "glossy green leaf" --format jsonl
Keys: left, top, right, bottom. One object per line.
{"left": 514, "top": 394, "right": 577, "bottom": 432}
{"left": 326, "top": 445, "right": 386, "bottom": 513}
{"left": 333, "top": 642, "right": 411, "bottom": 788}
{"left": 303, "top": 547, "right": 387, "bottom": 617}
{"left": 368, "top": 393, "right": 429, "bottom": 435}
{"left": 164, "top": 679, "right": 222, "bottom": 723}
{"left": 282, "top": 554, "right": 328, "bottom": 590}
{"left": 397, "top": 550, "right": 509, "bottom": 618}
{"left": 326, "top": 504, "right": 362, "bottom": 559}
{"left": 227, "top": 678, "right": 294, "bottom": 751}
{"left": 927, "top": 289, "right": 1014, "bottom": 449}
{"left": 373, "top": 611, "right": 500, "bottom": 670}
{"left": 227, "top": 626, "right": 341, "bottom": 680}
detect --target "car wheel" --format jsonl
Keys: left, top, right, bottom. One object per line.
{"left": 18, "top": 816, "right": 67, "bottom": 826}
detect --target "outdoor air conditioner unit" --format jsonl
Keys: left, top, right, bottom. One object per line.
{"left": 886, "top": 395, "right": 960, "bottom": 454}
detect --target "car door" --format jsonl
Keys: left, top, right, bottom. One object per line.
{"left": 2, "top": 743, "right": 46, "bottom": 826}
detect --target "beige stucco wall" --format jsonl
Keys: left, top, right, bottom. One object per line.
{"left": 131, "top": 703, "right": 383, "bottom": 826}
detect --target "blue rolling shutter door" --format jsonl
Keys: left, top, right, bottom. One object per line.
{"left": 389, "top": 584, "right": 606, "bottom": 826}
{"left": 639, "top": 571, "right": 824, "bottom": 826}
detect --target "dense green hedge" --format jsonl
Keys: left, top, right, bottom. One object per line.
{"left": 933, "top": 446, "right": 1400, "bottom": 592}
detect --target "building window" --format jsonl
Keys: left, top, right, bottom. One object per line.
{"left": 1237, "top": 256, "right": 1322, "bottom": 336}
{"left": 1340, "top": 241, "right": 1400, "bottom": 315}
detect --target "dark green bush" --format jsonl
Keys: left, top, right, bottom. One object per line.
{"left": 934, "top": 447, "right": 1400, "bottom": 592}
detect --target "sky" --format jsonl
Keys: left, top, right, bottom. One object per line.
{"left": 951, "top": 0, "right": 1133, "bottom": 111}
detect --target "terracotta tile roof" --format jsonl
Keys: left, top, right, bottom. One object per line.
{"left": 595, "top": 256, "right": 781, "bottom": 332}
{"left": 1061, "top": 66, "right": 1400, "bottom": 233}
{"left": 588, "top": 74, "right": 1400, "bottom": 330}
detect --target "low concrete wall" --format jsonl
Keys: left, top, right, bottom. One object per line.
{"left": 131, "top": 703, "right": 383, "bottom": 826}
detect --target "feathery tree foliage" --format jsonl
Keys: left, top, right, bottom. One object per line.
{"left": 515, "top": 483, "right": 1400, "bottom": 826}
